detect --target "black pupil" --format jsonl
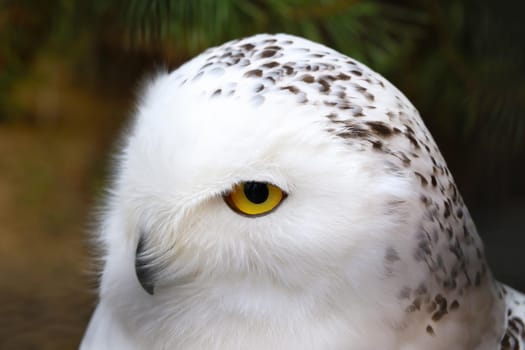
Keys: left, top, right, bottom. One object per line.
{"left": 243, "top": 182, "right": 269, "bottom": 204}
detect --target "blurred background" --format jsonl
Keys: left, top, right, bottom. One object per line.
{"left": 0, "top": 0, "right": 524, "bottom": 348}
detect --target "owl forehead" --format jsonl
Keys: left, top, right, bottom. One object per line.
{"left": 175, "top": 33, "right": 390, "bottom": 117}
{"left": 169, "top": 34, "right": 439, "bottom": 170}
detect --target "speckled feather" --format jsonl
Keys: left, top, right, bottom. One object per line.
{"left": 81, "top": 34, "right": 525, "bottom": 350}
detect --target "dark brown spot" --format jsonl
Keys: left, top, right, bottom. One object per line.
{"left": 280, "top": 86, "right": 300, "bottom": 94}
{"left": 320, "top": 74, "right": 336, "bottom": 82}
{"left": 283, "top": 65, "right": 294, "bottom": 75}
{"left": 371, "top": 140, "right": 383, "bottom": 150}
{"left": 426, "top": 325, "right": 435, "bottom": 335}
{"left": 264, "top": 45, "right": 281, "bottom": 51}
{"left": 435, "top": 294, "right": 447, "bottom": 307}
{"left": 463, "top": 224, "right": 471, "bottom": 239}
{"left": 450, "top": 300, "right": 459, "bottom": 310}
{"left": 476, "top": 248, "right": 483, "bottom": 259}
{"left": 318, "top": 79, "right": 330, "bottom": 93}
{"left": 336, "top": 73, "right": 351, "bottom": 80}
{"left": 444, "top": 201, "right": 451, "bottom": 218}
{"left": 212, "top": 89, "right": 221, "bottom": 97}
{"left": 337, "top": 102, "right": 351, "bottom": 110}
{"left": 432, "top": 294, "right": 448, "bottom": 321}
{"left": 414, "top": 172, "right": 428, "bottom": 186}
{"left": 260, "top": 50, "right": 277, "bottom": 58}
{"left": 262, "top": 61, "right": 279, "bottom": 68}
{"left": 244, "top": 69, "right": 263, "bottom": 78}
{"left": 432, "top": 309, "right": 448, "bottom": 322}
{"left": 405, "top": 133, "right": 420, "bottom": 149}
{"left": 336, "top": 125, "right": 371, "bottom": 139}
{"left": 500, "top": 330, "right": 521, "bottom": 350}
{"left": 386, "top": 111, "right": 396, "bottom": 119}
{"left": 511, "top": 317, "right": 525, "bottom": 334}
{"left": 240, "top": 43, "right": 255, "bottom": 51}
{"left": 300, "top": 74, "right": 315, "bottom": 83}
{"left": 351, "top": 70, "right": 362, "bottom": 76}
{"left": 431, "top": 175, "right": 437, "bottom": 187}
{"left": 475, "top": 272, "right": 481, "bottom": 286}
{"left": 355, "top": 85, "right": 367, "bottom": 93}
{"left": 365, "top": 121, "right": 393, "bottom": 137}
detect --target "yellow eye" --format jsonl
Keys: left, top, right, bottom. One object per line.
{"left": 225, "top": 181, "right": 286, "bottom": 216}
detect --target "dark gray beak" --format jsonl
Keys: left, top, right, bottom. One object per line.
{"left": 135, "top": 235, "right": 156, "bottom": 295}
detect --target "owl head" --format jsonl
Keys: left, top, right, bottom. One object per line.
{"left": 98, "top": 34, "right": 487, "bottom": 325}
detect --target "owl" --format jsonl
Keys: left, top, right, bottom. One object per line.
{"left": 80, "top": 34, "right": 525, "bottom": 350}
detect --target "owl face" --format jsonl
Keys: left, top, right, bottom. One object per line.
{"left": 108, "top": 68, "right": 422, "bottom": 298}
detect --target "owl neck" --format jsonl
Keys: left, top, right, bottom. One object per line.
{"left": 105, "top": 266, "right": 505, "bottom": 349}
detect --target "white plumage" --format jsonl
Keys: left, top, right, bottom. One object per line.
{"left": 80, "top": 33, "right": 525, "bottom": 350}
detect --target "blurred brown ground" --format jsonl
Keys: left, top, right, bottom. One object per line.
{"left": 0, "top": 55, "right": 128, "bottom": 349}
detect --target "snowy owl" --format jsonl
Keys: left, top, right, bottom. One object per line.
{"left": 80, "top": 33, "right": 525, "bottom": 350}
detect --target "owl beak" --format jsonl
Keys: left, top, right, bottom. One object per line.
{"left": 135, "top": 235, "right": 156, "bottom": 295}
